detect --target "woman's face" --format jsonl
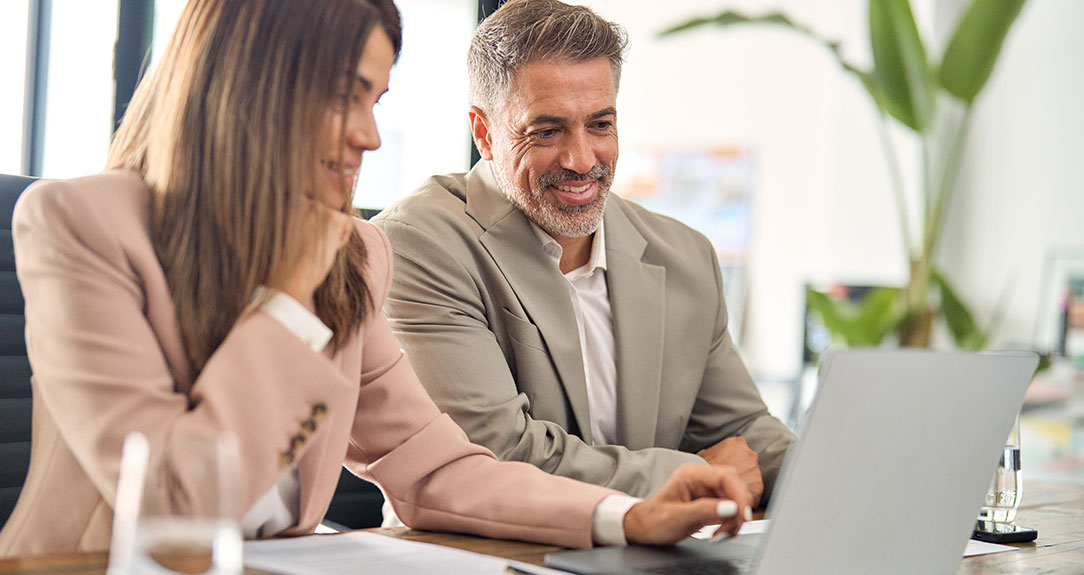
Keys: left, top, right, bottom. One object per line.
{"left": 316, "top": 27, "right": 396, "bottom": 210}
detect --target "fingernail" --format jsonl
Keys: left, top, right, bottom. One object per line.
{"left": 744, "top": 506, "right": 753, "bottom": 521}
{"left": 716, "top": 500, "right": 738, "bottom": 519}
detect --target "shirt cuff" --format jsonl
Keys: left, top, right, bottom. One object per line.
{"left": 591, "top": 494, "right": 642, "bottom": 546}
{"left": 252, "top": 287, "right": 333, "bottom": 352}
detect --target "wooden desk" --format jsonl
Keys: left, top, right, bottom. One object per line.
{"left": 2, "top": 481, "right": 1080, "bottom": 574}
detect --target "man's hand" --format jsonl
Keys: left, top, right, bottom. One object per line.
{"left": 698, "top": 437, "right": 763, "bottom": 508}
{"left": 623, "top": 464, "right": 751, "bottom": 546}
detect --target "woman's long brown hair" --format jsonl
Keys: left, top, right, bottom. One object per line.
{"left": 107, "top": 0, "right": 402, "bottom": 377}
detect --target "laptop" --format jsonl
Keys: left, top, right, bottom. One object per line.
{"left": 546, "top": 349, "right": 1038, "bottom": 575}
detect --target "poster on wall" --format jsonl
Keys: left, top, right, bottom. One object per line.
{"left": 614, "top": 146, "right": 755, "bottom": 342}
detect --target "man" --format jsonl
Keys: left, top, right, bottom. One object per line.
{"left": 372, "top": 0, "right": 793, "bottom": 507}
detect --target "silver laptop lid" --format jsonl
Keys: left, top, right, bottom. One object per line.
{"left": 753, "top": 349, "right": 1037, "bottom": 575}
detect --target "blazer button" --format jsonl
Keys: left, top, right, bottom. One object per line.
{"left": 280, "top": 451, "right": 294, "bottom": 466}
{"left": 291, "top": 434, "right": 306, "bottom": 451}
{"left": 311, "top": 403, "right": 328, "bottom": 421}
{"left": 300, "top": 418, "right": 317, "bottom": 435}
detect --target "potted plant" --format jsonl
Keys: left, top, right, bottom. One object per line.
{"left": 661, "top": 0, "right": 1028, "bottom": 350}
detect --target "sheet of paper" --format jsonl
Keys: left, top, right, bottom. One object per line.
{"left": 243, "top": 531, "right": 567, "bottom": 575}
{"left": 962, "top": 539, "right": 1016, "bottom": 557}
{"left": 691, "top": 520, "right": 1016, "bottom": 557}
{"left": 691, "top": 519, "right": 770, "bottom": 540}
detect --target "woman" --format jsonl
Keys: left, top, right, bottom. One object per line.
{"left": 0, "top": 0, "right": 748, "bottom": 557}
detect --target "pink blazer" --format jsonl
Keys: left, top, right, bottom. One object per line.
{"left": 0, "top": 171, "right": 614, "bottom": 557}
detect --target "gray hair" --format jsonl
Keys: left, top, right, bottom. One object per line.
{"left": 468, "top": 0, "right": 628, "bottom": 117}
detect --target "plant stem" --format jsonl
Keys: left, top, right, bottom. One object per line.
{"left": 924, "top": 107, "right": 973, "bottom": 260}
{"left": 875, "top": 112, "right": 915, "bottom": 266}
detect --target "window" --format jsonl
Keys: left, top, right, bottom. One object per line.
{"left": 150, "top": 0, "right": 477, "bottom": 211}
{"left": 0, "top": 1, "right": 31, "bottom": 174}
{"left": 40, "top": 0, "right": 120, "bottom": 178}
{"left": 354, "top": 0, "right": 476, "bottom": 209}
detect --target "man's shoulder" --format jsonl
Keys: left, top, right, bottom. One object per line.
{"left": 373, "top": 172, "right": 471, "bottom": 229}
{"left": 371, "top": 171, "right": 493, "bottom": 260}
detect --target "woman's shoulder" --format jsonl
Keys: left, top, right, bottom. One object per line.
{"left": 352, "top": 217, "right": 393, "bottom": 303}
{"left": 15, "top": 170, "right": 151, "bottom": 234}
{"left": 14, "top": 170, "right": 155, "bottom": 267}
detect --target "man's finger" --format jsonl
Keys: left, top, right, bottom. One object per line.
{"left": 712, "top": 466, "right": 751, "bottom": 514}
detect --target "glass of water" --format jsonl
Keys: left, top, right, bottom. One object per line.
{"left": 979, "top": 414, "right": 1022, "bottom": 523}
{"left": 109, "top": 431, "right": 244, "bottom": 575}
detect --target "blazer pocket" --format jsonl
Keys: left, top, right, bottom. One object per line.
{"left": 500, "top": 307, "right": 546, "bottom": 352}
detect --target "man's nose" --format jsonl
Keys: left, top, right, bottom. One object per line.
{"left": 559, "top": 130, "right": 595, "bottom": 175}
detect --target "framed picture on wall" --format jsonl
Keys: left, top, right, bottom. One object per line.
{"left": 1034, "top": 247, "right": 1084, "bottom": 360}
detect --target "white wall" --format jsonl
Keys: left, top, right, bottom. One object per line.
{"left": 941, "top": 0, "right": 1084, "bottom": 352}
{"left": 575, "top": 0, "right": 1081, "bottom": 378}
{"left": 579, "top": 0, "right": 911, "bottom": 378}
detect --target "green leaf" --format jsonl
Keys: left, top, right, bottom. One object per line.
{"left": 939, "top": 0, "right": 1027, "bottom": 104}
{"left": 854, "top": 286, "right": 905, "bottom": 345}
{"left": 869, "top": 0, "right": 936, "bottom": 132}
{"left": 933, "top": 269, "right": 987, "bottom": 350}
{"left": 806, "top": 287, "right": 858, "bottom": 344}
{"left": 659, "top": 11, "right": 799, "bottom": 37}
{"left": 806, "top": 286, "right": 904, "bottom": 347}
{"left": 658, "top": 11, "right": 887, "bottom": 111}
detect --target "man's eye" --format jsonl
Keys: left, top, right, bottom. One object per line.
{"left": 533, "top": 129, "right": 558, "bottom": 139}
{"left": 592, "top": 121, "right": 613, "bottom": 131}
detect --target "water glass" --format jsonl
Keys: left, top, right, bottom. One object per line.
{"left": 979, "top": 414, "right": 1022, "bottom": 523}
{"left": 109, "top": 431, "right": 244, "bottom": 575}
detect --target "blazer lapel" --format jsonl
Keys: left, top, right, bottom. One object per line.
{"left": 466, "top": 162, "right": 594, "bottom": 443}
{"left": 604, "top": 200, "right": 665, "bottom": 449}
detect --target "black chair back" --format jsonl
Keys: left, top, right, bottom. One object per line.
{"left": 0, "top": 174, "right": 36, "bottom": 530}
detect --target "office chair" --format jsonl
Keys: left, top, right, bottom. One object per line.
{"left": 0, "top": 174, "right": 36, "bottom": 531}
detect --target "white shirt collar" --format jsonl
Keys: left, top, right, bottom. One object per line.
{"left": 528, "top": 220, "right": 607, "bottom": 275}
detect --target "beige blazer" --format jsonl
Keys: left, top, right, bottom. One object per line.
{"left": 0, "top": 171, "right": 613, "bottom": 557}
{"left": 372, "top": 161, "right": 794, "bottom": 500}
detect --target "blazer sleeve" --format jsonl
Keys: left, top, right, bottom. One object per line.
{"left": 679, "top": 249, "right": 795, "bottom": 500}
{"left": 374, "top": 216, "right": 702, "bottom": 498}
{"left": 13, "top": 179, "right": 360, "bottom": 520}
{"left": 343, "top": 223, "right": 616, "bottom": 549}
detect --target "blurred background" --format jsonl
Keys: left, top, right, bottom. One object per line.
{"left": 2, "top": 0, "right": 1081, "bottom": 482}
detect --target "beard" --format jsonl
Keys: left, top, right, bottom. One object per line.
{"left": 493, "top": 163, "right": 613, "bottom": 239}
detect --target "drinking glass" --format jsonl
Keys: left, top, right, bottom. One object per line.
{"left": 979, "top": 414, "right": 1022, "bottom": 523}
{"left": 108, "top": 431, "right": 243, "bottom": 575}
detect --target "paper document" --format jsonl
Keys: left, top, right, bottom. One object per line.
{"left": 691, "top": 520, "right": 1016, "bottom": 557}
{"left": 244, "top": 531, "right": 567, "bottom": 575}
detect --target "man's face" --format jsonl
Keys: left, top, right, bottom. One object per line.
{"left": 473, "top": 57, "right": 618, "bottom": 239}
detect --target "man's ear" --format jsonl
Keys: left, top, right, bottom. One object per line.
{"left": 469, "top": 106, "right": 494, "bottom": 161}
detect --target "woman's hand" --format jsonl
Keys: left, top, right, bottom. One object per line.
{"left": 623, "top": 463, "right": 751, "bottom": 546}
{"left": 278, "top": 199, "right": 354, "bottom": 304}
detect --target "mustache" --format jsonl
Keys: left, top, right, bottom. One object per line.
{"left": 537, "top": 165, "right": 612, "bottom": 189}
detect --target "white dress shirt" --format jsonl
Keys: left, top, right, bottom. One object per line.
{"left": 529, "top": 222, "right": 618, "bottom": 446}
{"left": 529, "top": 224, "right": 642, "bottom": 545}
